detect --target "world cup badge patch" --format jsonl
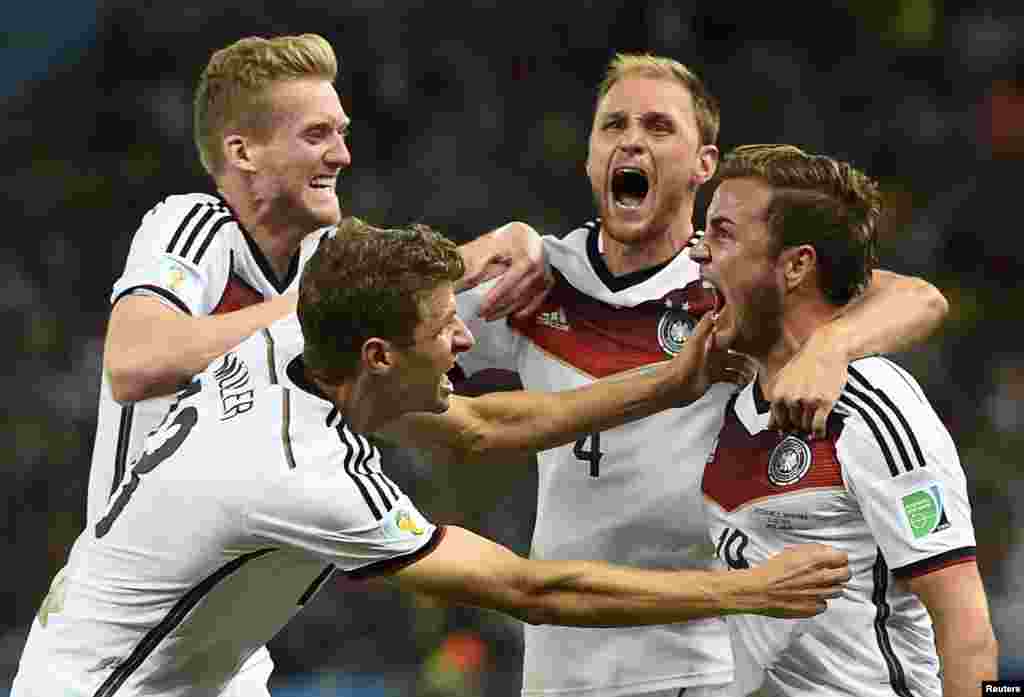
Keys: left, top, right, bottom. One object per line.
{"left": 768, "top": 435, "right": 812, "bottom": 486}
{"left": 657, "top": 307, "right": 696, "bottom": 356}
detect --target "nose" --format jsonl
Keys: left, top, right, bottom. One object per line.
{"left": 326, "top": 132, "right": 352, "bottom": 169}
{"left": 452, "top": 316, "right": 475, "bottom": 355}
{"left": 618, "top": 121, "right": 645, "bottom": 155}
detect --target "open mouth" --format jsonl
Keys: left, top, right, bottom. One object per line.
{"left": 310, "top": 176, "right": 336, "bottom": 190}
{"left": 611, "top": 168, "right": 650, "bottom": 209}
{"left": 702, "top": 279, "right": 725, "bottom": 315}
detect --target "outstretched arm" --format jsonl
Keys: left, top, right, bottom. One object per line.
{"left": 392, "top": 526, "right": 849, "bottom": 626}
{"left": 376, "top": 313, "right": 730, "bottom": 465}
{"left": 456, "top": 221, "right": 554, "bottom": 321}
{"left": 905, "top": 563, "right": 998, "bottom": 697}
{"left": 769, "top": 270, "right": 948, "bottom": 436}
{"left": 105, "top": 293, "right": 296, "bottom": 403}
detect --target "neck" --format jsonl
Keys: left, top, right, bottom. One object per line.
{"left": 757, "top": 295, "right": 841, "bottom": 393}
{"left": 217, "top": 180, "right": 307, "bottom": 282}
{"left": 599, "top": 209, "right": 696, "bottom": 277}
{"left": 327, "top": 373, "right": 400, "bottom": 435}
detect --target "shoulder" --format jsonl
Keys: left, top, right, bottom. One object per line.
{"left": 835, "top": 356, "right": 952, "bottom": 478}
{"left": 134, "top": 193, "right": 238, "bottom": 267}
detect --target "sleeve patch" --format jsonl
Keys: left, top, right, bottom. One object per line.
{"left": 160, "top": 257, "right": 203, "bottom": 298}
{"left": 900, "top": 483, "right": 951, "bottom": 539}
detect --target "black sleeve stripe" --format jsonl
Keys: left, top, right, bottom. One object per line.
{"left": 191, "top": 214, "right": 235, "bottom": 265}
{"left": 374, "top": 447, "right": 401, "bottom": 500}
{"left": 870, "top": 551, "right": 914, "bottom": 697}
{"left": 344, "top": 525, "right": 447, "bottom": 580}
{"left": 845, "top": 383, "right": 916, "bottom": 474}
{"left": 891, "top": 546, "right": 977, "bottom": 579}
{"left": 113, "top": 284, "right": 192, "bottom": 315}
{"left": 297, "top": 564, "right": 335, "bottom": 606}
{"left": 177, "top": 206, "right": 217, "bottom": 260}
{"left": 110, "top": 405, "right": 135, "bottom": 500}
{"left": 281, "top": 390, "right": 297, "bottom": 470}
{"left": 838, "top": 394, "right": 900, "bottom": 477}
{"left": 354, "top": 434, "right": 394, "bottom": 513}
{"left": 165, "top": 203, "right": 204, "bottom": 254}
{"left": 93, "top": 548, "right": 277, "bottom": 697}
{"left": 261, "top": 327, "right": 279, "bottom": 386}
{"left": 337, "top": 426, "right": 382, "bottom": 520}
{"left": 849, "top": 366, "right": 928, "bottom": 470}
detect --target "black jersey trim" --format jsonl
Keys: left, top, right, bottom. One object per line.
{"left": 849, "top": 366, "right": 927, "bottom": 471}
{"left": 110, "top": 405, "right": 135, "bottom": 500}
{"left": 871, "top": 551, "right": 914, "bottom": 697}
{"left": 337, "top": 426, "right": 382, "bottom": 520}
{"left": 582, "top": 220, "right": 678, "bottom": 292}
{"left": 845, "top": 383, "right": 916, "bottom": 475}
{"left": 261, "top": 327, "right": 279, "bottom": 386}
{"left": 93, "top": 548, "right": 276, "bottom": 697}
{"left": 239, "top": 221, "right": 300, "bottom": 294}
{"left": 176, "top": 206, "right": 217, "bottom": 260}
{"left": 297, "top": 564, "right": 335, "bottom": 606}
{"left": 353, "top": 432, "right": 394, "bottom": 514}
{"left": 891, "top": 546, "right": 977, "bottom": 579}
{"left": 344, "top": 525, "right": 447, "bottom": 580}
{"left": 281, "top": 389, "right": 297, "bottom": 470}
{"left": 113, "top": 284, "right": 191, "bottom": 316}
{"left": 191, "top": 214, "right": 234, "bottom": 265}
{"left": 165, "top": 203, "right": 203, "bottom": 254}
{"left": 838, "top": 394, "right": 900, "bottom": 477}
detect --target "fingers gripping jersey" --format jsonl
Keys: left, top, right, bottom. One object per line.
{"left": 702, "top": 357, "right": 977, "bottom": 697}
{"left": 87, "top": 193, "right": 326, "bottom": 525}
{"left": 15, "top": 323, "right": 440, "bottom": 697}
{"left": 456, "top": 221, "right": 736, "bottom": 697}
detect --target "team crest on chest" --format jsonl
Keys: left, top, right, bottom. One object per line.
{"left": 657, "top": 307, "right": 696, "bottom": 356}
{"left": 768, "top": 435, "right": 813, "bottom": 486}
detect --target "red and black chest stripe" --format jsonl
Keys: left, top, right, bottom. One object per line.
{"left": 703, "top": 397, "right": 847, "bottom": 512}
{"left": 507, "top": 272, "right": 717, "bottom": 378}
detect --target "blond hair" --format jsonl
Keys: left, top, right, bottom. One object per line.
{"left": 193, "top": 33, "right": 338, "bottom": 176}
{"left": 717, "top": 144, "right": 881, "bottom": 304}
{"left": 597, "top": 53, "right": 720, "bottom": 146}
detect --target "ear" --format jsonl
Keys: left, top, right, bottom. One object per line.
{"left": 692, "top": 144, "right": 719, "bottom": 188}
{"left": 362, "top": 337, "right": 396, "bottom": 376}
{"left": 223, "top": 134, "right": 258, "bottom": 173}
{"left": 782, "top": 244, "right": 817, "bottom": 292}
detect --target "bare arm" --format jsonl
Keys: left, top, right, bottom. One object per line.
{"left": 770, "top": 270, "right": 949, "bottom": 436}
{"left": 456, "top": 221, "right": 554, "bottom": 321}
{"left": 104, "top": 293, "right": 296, "bottom": 403}
{"left": 392, "top": 526, "right": 849, "bottom": 626}
{"left": 376, "top": 313, "right": 726, "bottom": 464}
{"left": 905, "top": 563, "right": 998, "bottom": 697}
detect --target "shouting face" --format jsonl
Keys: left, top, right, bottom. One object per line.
{"left": 586, "top": 75, "right": 717, "bottom": 246}
{"left": 691, "top": 177, "right": 785, "bottom": 356}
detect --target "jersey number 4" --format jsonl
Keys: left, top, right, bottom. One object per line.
{"left": 95, "top": 406, "right": 199, "bottom": 538}
{"left": 573, "top": 431, "right": 604, "bottom": 477}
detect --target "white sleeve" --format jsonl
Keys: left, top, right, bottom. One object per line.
{"left": 838, "top": 368, "right": 976, "bottom": 577}
{"left": 111, "top": 195, "right": 233, "bottom": 316}
{"left": 243, "top": 469, "right": 439, "bottom": 575}
{"left": 455, "top": 278, "right": 525, "bottom": 376}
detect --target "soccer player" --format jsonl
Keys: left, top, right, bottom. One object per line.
{"left": 13, "top": 219, "right": 851, "bottom": 697}
{"left": 695, "top": 144, "right": 998, "bottom": 696}
{"left": 86, "top": 33, "right": 547, "bottom": 694}
{"left": 454, "top": 54, "right": 950, "bottom": 697}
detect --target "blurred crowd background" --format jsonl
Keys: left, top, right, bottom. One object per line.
{"left": 4, "top": 1, "right": 1023, "bottom": 694}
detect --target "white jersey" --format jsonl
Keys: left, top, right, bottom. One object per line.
{"left": 456, "top": 221, "right": 737, "bottom": 697}
{"left": 702, "top": 357, "right": 977, "bottom": 697}
{"left": 87, "top": 193, "right": 326, "bottom": 524}
{"left": 14, "top": 319, "right": 440, "bottom": 697}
